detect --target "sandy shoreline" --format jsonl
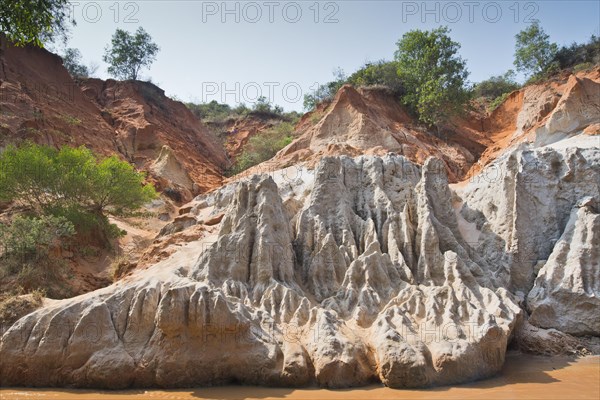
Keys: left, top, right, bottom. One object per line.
{"left": 1, "top": 352, "right": 599, "bottom": 400}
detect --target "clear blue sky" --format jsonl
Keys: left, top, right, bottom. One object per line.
{"left": 60, "top": 1, "right": 600, "bottom": 111}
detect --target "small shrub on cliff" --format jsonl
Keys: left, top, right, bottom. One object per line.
{"left": 303, "top": 68, "right": 347, "bottom": 111}
{"left": 61, "top": 48, "right": 89, "bottom": 78}
{"left": 473, "top": 71, "right": 520, "bottom": 100}
{"left": 229, "top": 122, "right": 294, "bottom": 174}
{"left": 347, "top": 60, "right": 405, "bottom": 95}
{"left": 473, "top": 71, "right": 521, "bottom": 112}
{"left": 488, "top": 92, "right": 512, "bottom": 112}
{"left": 186, "top": 100, "right": 236, "bottom": 122}
{"left": 0, "top": 215, "right": 74, "bottom": 295}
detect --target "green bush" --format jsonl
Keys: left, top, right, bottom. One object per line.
{"left": 347, "top": 60, "right": 405, "bottom": 95}
{"left": 251, "top": 97, "right": 284, "bottom": 117}
{"left": 473, "top": 70, "right": 520, "bottom": 100}
{"left": 489, "top": 92, "right": 512, "bottom": 112}
{"left": 0, "top": 215, "right": 74, "bottom": 294}
{"left": 0, "top": 215, "right": 74, "bottom": 267}
{"left": 573, "top": 62, "right": 594, "bottom": 73}
{"left": 186, "top": 100, "right": 236, "bottom": 122}
{"left": 303, "top": 68, "right": 347, "bottom": 111}
{"left": 0, "top": 143, "right": 156, "bottom": 248}
{"left": 0, "top": 143, "right": 157, "bottom": 215}
{"left": 228, "top": 122, "right": 294, "bottom": 174}
{"left": 186, "top": 100, "right": 294, "bottom": 124}
{"left": 553, "top": 35, "right": 600, "bottom": 70}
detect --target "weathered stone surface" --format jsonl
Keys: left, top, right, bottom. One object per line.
{"left": 1, "top": 144, "right": 598, "bottom": 388}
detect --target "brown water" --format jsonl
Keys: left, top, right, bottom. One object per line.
{"left": 2, "top": 353, "right": 599, "bottom": 400}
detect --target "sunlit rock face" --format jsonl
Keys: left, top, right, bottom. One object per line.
{"left": 1, "top": 143, "right": 599, "bottom": 388}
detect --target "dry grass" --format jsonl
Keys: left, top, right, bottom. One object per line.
{"left": 110, "top": 253, "right": 136, "bottom": 281}
{"left": 0, "top": 288, "right": 44, "bottom": 333}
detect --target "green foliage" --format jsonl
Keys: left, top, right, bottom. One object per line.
{"left": 0, "top": 143, "right": 157, "bottom": 215}
{"left": 0, "top": 215, "right": 74, "bottom": 267}
{"left": 0, "top": 0, "right": 73, "bottom": 47}
{"left": 514, "top": 21, "right": 559, "bottom": 78}
{"left": 233, "top": 103, "right": 251, "bottom": 116}
{"left": 62, "top": 114, "right": 82, "bottom": 125}
{"left": 395, "top": 26, "right": 470, "bottom": 126}
{"left": 573, "top": 62, "right": 594, "bottom": 73}
{"left": 61, "top": 48, "right": 89, "bottom": 78}
{"left": 50, "top": 206, "right": 125, "bottom": 242}
{"left": 0, "top": 215, "right": 74, "bottom": 294}
{"left": 103, "top": 27, "right": 160, "bottom": 80}
{"left": 303, "top": 68, "right": 347, "bottom": 111}
{"left": 92, "top": 155, "right": 158, "bottom": 213}
{"left": 229, "top": 122, "right": 294, "bottom": 174}
{"left": 186, "top": 100, "right": 237, "bottom": 122}
{"left": 251, "top": 96, "right": 284, "bottom": 116}
{"left": 553, "top": 35, "right": 600, "bottom": 70}
{"left": 186, "top": 100, "right": 297, "bottom": 125}
{"left": 347, "top": 60, "right": 405, "bottom": 94}
{"left": 473, "top": 70, "right": 520, "bottom": 100}
{"left": 488, "top": 92, "right": 512, "bottom": 112}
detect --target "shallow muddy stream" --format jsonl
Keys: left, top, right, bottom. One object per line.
{"left": 1, "top": 353, "right": 598, "bottom": 399}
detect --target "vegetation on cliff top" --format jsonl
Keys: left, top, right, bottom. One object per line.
{"left": 305, "top": 22, "right": 598, "bottom": 120}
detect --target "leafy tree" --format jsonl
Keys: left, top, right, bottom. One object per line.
{"left": 473, "top": 70, "right": 520, "bottom": 99}
{"left": 395, "top": 26, "right": 470, "bottom": 126}
{"left": 514, "top": 21, "right": 559, "bottom": 78}
{"left": 0, "top": 143, "right": 157, "bottom": 215}
{"left": 553, "top": 34, "right": 600, "bottom": 70}
{"left": 252, "top": 96, "right": 273, "bottom": 114}
{"left": 303, "top": 68, "right": 347, "bottom": 111}
{"left": 103, "top": 27, "right": 160, "bottom": 80}
{"left": 233, "top": 103, "right": 250, "bottom": 116}
{"left": 347, "top": 60, "right": 405, "bottom": 95}
{"left": 186, "top": 100, "right": 234, "bottom": 122}
{"left": 61, "top": 47, "right": 89, "bottom": 78}
{"left": 0, "top": 0, "right": 74, "bottom": 47}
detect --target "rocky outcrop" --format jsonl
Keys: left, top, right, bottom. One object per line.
{"left": 150, "top": 145, "right": 195, "bottom": 201}
{"left": 534, "top": 75, "right": 600, "bottom": 146}
{"left": 457, "top": 140, "right": 600, "bottom": 294}
{"left": 80, "top": 79, "right": 228, "bottom": 194}
{"left": 252, "top": 85, "right": 491, "bottom": 183}
{"left": 466, "top": 67, "right": 600, "bottom": 177}
{"left": 1, "top": 134, "right": 599, "bottom": 388}
{"left": 527, "top": 197, "right": 599, "bottom": 335}
{"left": 0, "top": 40, "right": 227, "bottom": 194}
{"left": 1, "top": 40, "right": 599, "bottom": 391}
{"left": 0, "top": 152, "right": 533, "bottom": 389}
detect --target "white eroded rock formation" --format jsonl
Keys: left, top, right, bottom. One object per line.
{"left": 1, "top": 142, "right": 598, "bottom": 388}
